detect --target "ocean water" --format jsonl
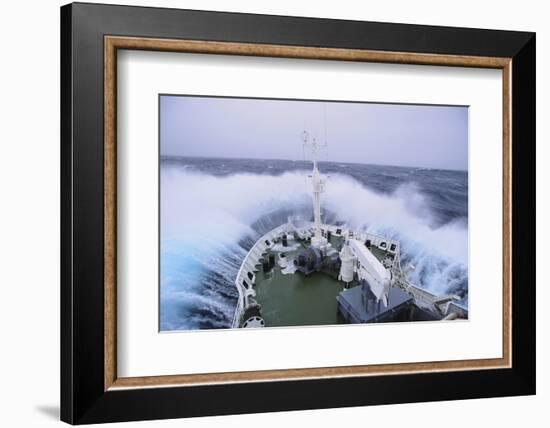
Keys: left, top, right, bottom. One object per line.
{"left": 160, "top": 156, "right": 468, "bottom": 331}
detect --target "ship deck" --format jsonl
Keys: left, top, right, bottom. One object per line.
{"left": 255, "top": 267, "right": 351, "bottom": 327}
{"left": 232, "top": 222, "right": 457, "bottom": 329}
{"left": 254, "top": 235, "right": 360, "bottom": 327}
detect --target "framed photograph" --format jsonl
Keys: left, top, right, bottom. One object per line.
{"left": 60, "top": 2, "right": 536, "bottom": 424}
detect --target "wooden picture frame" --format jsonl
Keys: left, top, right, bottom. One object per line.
{"left": 61, "top": 2, "right": 535, "bottom": 424}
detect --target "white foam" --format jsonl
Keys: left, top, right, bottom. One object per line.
{"left": 160, "top": 166, "right": 468, "bottom": 328}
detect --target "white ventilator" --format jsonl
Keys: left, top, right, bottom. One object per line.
{"left": 338, "top": 241, "right": 356, "bottom": 283}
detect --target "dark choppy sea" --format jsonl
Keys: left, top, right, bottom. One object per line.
{"left": 160, "top": 156, "right": 468, "bottom": 331}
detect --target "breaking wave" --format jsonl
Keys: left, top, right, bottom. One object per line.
{"left": 160, "top": 165, "right": 468, "bottom": 331}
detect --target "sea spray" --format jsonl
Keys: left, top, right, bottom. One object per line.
{"left": 160, "top": 157, "right": 468, "bottom": 331}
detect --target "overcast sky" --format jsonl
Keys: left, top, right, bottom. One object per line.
{"left": 160, "top": 95, "right": 468, "bottom": 170}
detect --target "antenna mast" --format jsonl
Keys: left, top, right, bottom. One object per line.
{"left": 302, "top": 131, "right": 328, "bottom": 249}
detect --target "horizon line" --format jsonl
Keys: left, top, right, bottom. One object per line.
{"left": 160, "top": 154, "right": 468, "bottom": 173}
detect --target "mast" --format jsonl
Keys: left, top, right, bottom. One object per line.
{"left": 302, "top": 131, "right": 328, "bottom": 249}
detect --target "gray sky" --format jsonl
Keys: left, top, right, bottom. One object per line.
{"left": 160, "top": 95, "right": 468, "bottom": 170}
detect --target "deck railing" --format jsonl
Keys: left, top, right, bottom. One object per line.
{"left": 231, "top": 223, "right": 291, "bottom": 327}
